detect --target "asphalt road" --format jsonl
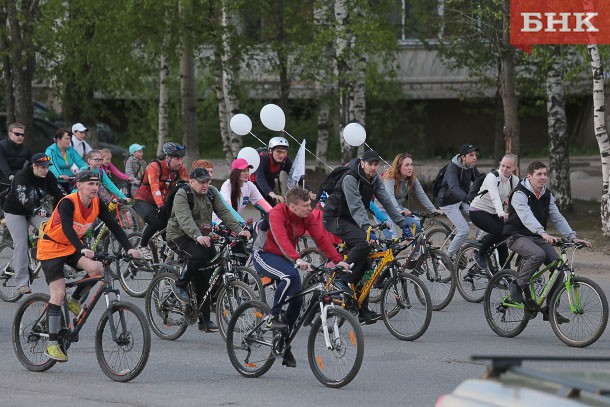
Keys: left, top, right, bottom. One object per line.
{"left": 1, "top": 264, "right": 610, "bottom": 407}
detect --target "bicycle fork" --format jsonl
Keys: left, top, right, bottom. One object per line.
{"left": 318, "top": 303, "right": 338, "bottom": 350}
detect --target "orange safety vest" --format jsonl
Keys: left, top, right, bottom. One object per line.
{"left": 37, "top": 193, "right": 100, "bottom": 260}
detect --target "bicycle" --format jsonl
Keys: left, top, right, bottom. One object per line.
{"left": 145, "top": 233, "right": 257, "bottom": 342}
{"left": 483, "top": 240, "right": 608, "bottom": 347}
{"left": 301, "top": 228, "right": 433, "bottom": 341}
{"left": 12, "top": 253, "right": 151, "bottom": 381}
{"left": 226, "top": 264, "right": 364, "bottom": 388}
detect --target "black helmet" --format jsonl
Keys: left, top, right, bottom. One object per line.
{"left": 162, "top": 142, "right": 185, "bottom": 157}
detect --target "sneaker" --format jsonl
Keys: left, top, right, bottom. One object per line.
{"left": 509, "top": 281, "right": 524, "bottom": 304}
{"left": 45, "top": 344, "right": 68, "bottom": 362}
{"left": 333, "top": 278, "right": 353, "bottom": 296}
{"left": 282, "top": 348, "right": 297, "bottom": 368}
{"left": 474, "top": 253, "right": 487, "bottom": 269}
{"left": 358, "top": 307, "right": 381, "bottom": 325}
{"left": 171, "top": 282, "right": 190, "bottom": 303}
{"left": 266, "top": 314, "right": 288, "bottom": 330}
{"left": 542, "top": 309, "right": 570, "bottom": 324}
{"left": 199, "top": 320, "right": 219, "bottom": 332}
{"left": 67, "top": 297, "right": 82, "bottom": 316}
{"left": 17, "top": 285, "right": 32, "bottom": 294}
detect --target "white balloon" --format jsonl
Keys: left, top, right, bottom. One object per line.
{"left": 237, "top": 147, "right": 261, "bottom": 172}
{"left": 230, "top": 114, "right": 252, "bottom": 136}
{"left": 259, "top": 104, "right": 286, "bottom": 132}
{"left": 342, "top": 122, "right": 366, "bottom": 147}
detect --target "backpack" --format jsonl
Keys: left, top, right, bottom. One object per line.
{"left": 431, "top": 163, "right": 450, "bottom": 203}
{"left": 251, "top": 212, "right": 270, "bottom": 252}
{"left": 466, "top": 169, "right": 513, "bottom": 203}
{"left": 315, "top": 165, "right": 351, "bottom": 202}
{"left": 157, "top": 181, "right": 214, "bottom": 226}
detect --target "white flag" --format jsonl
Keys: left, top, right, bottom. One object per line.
{"left": 288, "top": 139, "right": 306, "bottom": 189}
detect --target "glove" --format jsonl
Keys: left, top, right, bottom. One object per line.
{"left": 401, "top": 225, "right": 412, "bottom": 237}
{"left": 368, "top": 231, "right": 378, "bottom": 242}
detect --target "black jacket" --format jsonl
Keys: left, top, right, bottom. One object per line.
{"left": 2, "top": 166, "right": 65, "bottom": 216}
{"left": 438, "top": 155, "right": 479, "bottom": 206}
{"left": 0, "top": 138, "right": 31, "bottom": 186}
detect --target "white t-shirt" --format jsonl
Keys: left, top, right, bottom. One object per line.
{"left": 212, "top": 180, "right": 265, "bottom": 224}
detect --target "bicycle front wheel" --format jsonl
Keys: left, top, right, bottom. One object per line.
{"left": 0, "top": 243, "right": 22, "bottom": 302}
{"left": 549, "top": 276, "right": 608, "bottom": 348}
{"left": 145, "top": 272, "right": 188, "bottom": 340}
{"left": 216, "top": 280, "right": 257, "bottom": 342}
{"left": 412, "top": 248, "right": 456, "bottom": 311}
{"left": 381, "top": 272, "right": 432, "bottom": 341}
{"left": 455, "top": 243, "right": 489, "bottom": 303}
{"left": 118, "top": 232, "right": 156, "bottom": 297}
{"left": 483, "top": 269, "right": 528, "bottom": 338}
{"left": 234, "top": 266, "right": 266, "bottom": 303}
{"left": 12, "top": 293, "right": 56, "bottom": 371}
{"left": 426, "top": 227, "right": 452, "bottom": 251}
{"left": 95, "top": 301, "right": 151, "bottom": 382}
{"left": 226, "top": 300, "right": 275, "bottom": 378}
{"left": 308, "top": 306, "right": 364, "bottom": 388}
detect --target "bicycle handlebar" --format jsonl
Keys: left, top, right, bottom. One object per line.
{"left": 310, "top": 263, "right": 353, "bottom": 277}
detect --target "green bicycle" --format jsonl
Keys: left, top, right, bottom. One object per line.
{"left": 483, "top": 240, "right": 608, "bottom": 348}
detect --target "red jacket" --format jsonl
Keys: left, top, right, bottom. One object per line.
{"left": 264, "top": 203, "right": 342, "bottom": 263}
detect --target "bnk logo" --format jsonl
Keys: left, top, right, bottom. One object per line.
{"left": 511, "top": 0, "right": 610, "bottom": 50}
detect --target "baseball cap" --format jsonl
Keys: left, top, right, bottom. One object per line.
{"left": 31, "top": 153, "right": 53, "bottom": 167}
{"left": 231, "top": 158, "right": 253, "bottom": 171}
{"left": 459, "top": 144, "right": 479, "bottom": 155}
{"left": 129, "top": 143, "right": 145, "bottom": 155}
{"left": 72, "top": 123, "right": 88, "bottom": 133}
{"left": 361, "top": 150, "right": 381, "bottom": 163}
{"left": 75, "top": 170, "right": 100, "bottom": 183}
{"left": 190, "top": 167, "right": 212, "bottom": 182}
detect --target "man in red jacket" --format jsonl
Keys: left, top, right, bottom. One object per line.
{"left": 252, "top": 187, "right": 349, "bottom": 367}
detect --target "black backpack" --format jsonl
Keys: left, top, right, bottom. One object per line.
{"left": 431, "top": 163, "right": 450, "bottom": 203}
{"left": 466, "top": 169, "right": 512, "bottom": 203}
{"left": 157, "top": 182, "right": 214, "bottom": 226}
{"left": 315, "top": 165, "right": 351, "bottom": 202}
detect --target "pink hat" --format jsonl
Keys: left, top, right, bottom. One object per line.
{"left": 232, "top": 158, "right": 253, "bottom": 171}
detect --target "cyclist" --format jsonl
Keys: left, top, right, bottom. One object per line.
{"left": 124, "top": 144, "right": 147, "bottom": 198}
{"left": 437, "top": 144, "right": 480, "bottom": 261}
{"left": 469, "top": 153, "right": 519, "bottom": 269}
{"left": 37, "top": 170, "right": 141, "bottom": 362}
{"left": 168, "top": 167, "right": 250, "bottom": 332}
{"left": 503, "top": 160, "right": 591, "bottom": 322}
{"left": 2, "top": 153, "right": 65, "bottom": 294}
{"left": 46, "top": 128, "right": 88, "bottom": 194}
{"left": 252, "top": 187, "right": 348, "bottom": 368}
{"left": 134, "top": 142, "right": 189, "bottom": 254}
{"left": 82, "top": 150, "right": 128, "bottom": 204}
{"left": 0, "top": 122, "right": 31, "bottom": 191}
{"left": 322, "top": 150, "right": 410, "bottom": 324}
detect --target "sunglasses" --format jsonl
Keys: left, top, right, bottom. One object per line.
{"left": 12, "top": 131, "right": 25, "bottom": 137}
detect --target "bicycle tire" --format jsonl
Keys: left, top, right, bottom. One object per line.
{"left": 426, "top": 227, "right": 452, "bottom": 251}
{"left": 0, "top": 243, "right": 22, "bottom": 302}
{"left": 12, "top": 293, "right": 57, "bottom": 372}
{"left": 145, "top": 272, "right": 188, "bottom": 340}
{"left": 118, "top": 205, "right": 144, "bottom": 233}
{"left": 549, "top": 276, "right": 608, "bottom": 348}
{"left": 380, "top": 272, "right": 432, "bottom": 341}
{"left": 234, "top": 266, "right": 266, "bottom": 303}
{"left": 307, "top": 306, "right": 364, "bottom": 388}
{"left": 226, "top": 300, "right": 275, "bottom": 378}
{"left": 216, "top": 280, "right": 257, "bottom": 342}
{"left": 411, "top": 248, "right": 456, "bottom": 311}
{"left": 455, "top": 242, "right": 489, "bottom": 303}
{"left": 118, "top": 232, "right": 156, "bottom": 297}
{"left": 296, "top": 235, "right": 316, "bottom": 253}
{"left": 95, "top": 300, "right": 151, "bottom": 382}
{"left": 483, "top": 269, "right": 529, "bottom": 338}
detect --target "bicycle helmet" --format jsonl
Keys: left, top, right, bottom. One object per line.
{"left": 268, "top": 136, "right": 289, "bottom": 150}
{"left": 162, "top": 142, "right": 186, "bottom": 157}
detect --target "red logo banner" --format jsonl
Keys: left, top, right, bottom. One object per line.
{"left": 510, "top": 0, "right": 610, "bottom": 53}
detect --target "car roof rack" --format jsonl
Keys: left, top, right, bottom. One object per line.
{"left": 472, "top": 355, "right": 610, "bottom": 398}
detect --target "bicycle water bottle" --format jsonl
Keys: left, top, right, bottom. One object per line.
{"left": 357, "top": 269, "right": 374, "bottom": 290}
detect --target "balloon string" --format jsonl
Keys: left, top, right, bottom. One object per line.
{"left": 248, "top": 132, "right": 268, "bottom": 147}
{"left": 364, "top": 142, "right": 390, "bottom": 167}
{"left": 283, "top": 130, "right": 334, "bottom": 170}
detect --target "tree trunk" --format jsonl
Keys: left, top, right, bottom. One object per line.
{"left": 0, "top": 4, "right": 15, "bottom": 125}
{"left": 179, "top": 0, "right": 198, "bottom": 168}
{"left": 499, "top": 0, "right": 519, "bottom": 157}
{"left": 546, "top": 45, "right": 571, "bottom": 210}
{"left": 158, "top": 52, "right": 170, "bottom": 158}
{"left": 314, "top": 0, "right": 334, "bottom": 171}
{"left": 316, "top": 99, "right": 331, "bottom": 171}
{"left": 588, "top": 44, "right": 610, "bottom": 236}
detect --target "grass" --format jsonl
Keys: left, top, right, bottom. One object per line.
{"left": 558, "top": 199, "right": 609, "bottom": 255}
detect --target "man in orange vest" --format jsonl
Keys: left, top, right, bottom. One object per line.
{"left": 37, "top": 170, "right": 141, "bottom": 362}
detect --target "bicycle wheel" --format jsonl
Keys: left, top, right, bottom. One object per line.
{"left": 145, "top": 272, "right": 188, "bottom": 340}
{"left": 296, "top": 235, "right": 316, "bottom": 253}
{"left": 234, "top": 266, "right": 265, "bottom": 303}
{"left": 95, "top": 301, "right": 151, "bottom": 382}
{"left": 12, "top": 293, "right": 57, "bottom": 371}
{"left": 216, "top": 280, "right": 257, "bottom": 342}
{"left": 118, "top": 205, "right": 144, "bottom": 233}
{"left": 226, "top": 300, "right": 275, "bottom": 377}
{"left": 426, "top": 227, "right": 452, "bottom": 251}
{"left": 118, "top": 232, "right": 156, "bottom": 297}
{"left": 308, "top": 306, "right": 364, "bottom": 388}
{"left": 483, "top": 269, "right": 528, "bottom": 338}
{"left": 411, "top": 248, "right": 455, "bottom": 311}
{"left": 0, "top": 243, "right": 22, "bottom": 302}
{"left": 298, "top": 247, "right": 327, "bottom": 282}
{"left": 549, "top": 276, "right": 608, "bottom": 348}
{"left": 455, "top": 242, "right": 489, "bottom": 303}
{"left": 380, "top": 272, "right": 432, "bottom": 341}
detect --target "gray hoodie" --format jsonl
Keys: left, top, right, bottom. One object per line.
{"left": 438, "top": 154, "right": 479, "bottom": 206}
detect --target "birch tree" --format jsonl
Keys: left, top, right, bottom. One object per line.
{"left": 179, "top": 0, "right": 199, "bottom": 168}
